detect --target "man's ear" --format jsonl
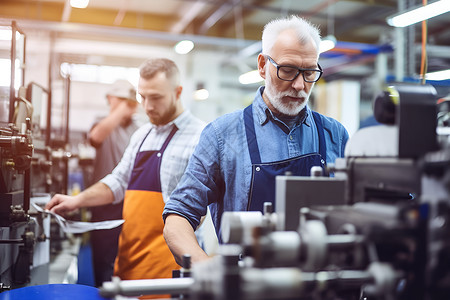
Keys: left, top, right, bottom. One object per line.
{"left": 257, "top": 53, "right": 267, "bottom": 79}
{"left": 175, "top": 85, "right": 183, "bottom": 99}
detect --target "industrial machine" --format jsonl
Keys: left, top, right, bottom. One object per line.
{"left": 0, "top": 21, "right": 71, "bottom": 291}
{"left": 99, "top": 84, "right": 450, "bottom": 300}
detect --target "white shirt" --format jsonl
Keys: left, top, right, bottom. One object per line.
{"left": 101, "top": 110, "right": 205, "bottom": 204}
{"left": 344, "top": 125, "right": 398, "bottom": 157}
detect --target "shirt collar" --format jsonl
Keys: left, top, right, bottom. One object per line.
{"left": 253, "top": 86, "right": 311, "bottom": 127}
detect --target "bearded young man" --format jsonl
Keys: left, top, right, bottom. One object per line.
{"left": 46, "top": 58, "right": 205, "bottom": 295}
{"left": 163, "top": 16, "right": 349, "bottom": 266}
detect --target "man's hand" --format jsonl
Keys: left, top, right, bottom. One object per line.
{"left": 115, "top": 100, "right": 138, "bottom": 121}
{"left": 89, "top": 100, "right": 137, "bottom": 147}
{"left": 45, "top": 194, "right": 80, "bottom": 216}
{"left": 45, "top": 182, "right": 114, "bottom": 217}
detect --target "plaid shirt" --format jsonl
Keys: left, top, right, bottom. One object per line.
{"left": 101, "top": 110, "right": 205, "bottom": 204}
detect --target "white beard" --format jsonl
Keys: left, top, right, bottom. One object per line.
{"left": 264, "top": 69, "right": 313, "bottom": 116}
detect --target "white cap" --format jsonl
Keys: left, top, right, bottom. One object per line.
{"left": 106, "top": 80, "right": 137, "bottom": 102}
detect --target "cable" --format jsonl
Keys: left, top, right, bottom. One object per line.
{"left": 420, "top": 0, "right": 428, "bottom": 84}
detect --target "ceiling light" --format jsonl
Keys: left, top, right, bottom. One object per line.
{"left": 239, "top": 70, "right": 263, "bottom": 85}
{"left": 0, "top": 28, "right": 20, "bottom": 41}
{"left": 386, "top": 0, "right": 450, "bottom": 28}
{"left": 193, "top": 83, "right": 209, "bottom": 100}
{"left": 0, "top": 29, "right": 12, "bottom": 40}
{"left": 193, "top": 88, "right": 209, "bottom": 101}
{"left": 70, "top": 0, "right": 89, "bottom": 9}
{"left": 425, "top": 69, "right": 450, "bottom": 81}
{"left": 319, "top": 35, "right": 337, "bottom": 53}
{"left": 174, "top": 40, "right": 194, "bottom": 54}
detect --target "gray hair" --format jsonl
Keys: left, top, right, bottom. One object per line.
{"left": 139, "top": 58, "right": 180, "bottom": 86}
{"left": 262, "top": 15, "right": 321, "bottom": 57}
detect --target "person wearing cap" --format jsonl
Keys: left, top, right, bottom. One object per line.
{"left": 46, "top": 58, "right": 205, "bottom": 296}
{"left": 87, "top": 79, "right": 142, "bottom": 287}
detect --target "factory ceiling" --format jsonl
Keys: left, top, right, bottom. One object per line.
{"left": 1, "top": 0, "right": 450, "bottom": 80}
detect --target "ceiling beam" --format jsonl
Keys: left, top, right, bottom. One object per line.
{"left": 113, "top": 0, "right": 130, "bottom": 26}
{"left": 0, "top": 17, "right": 258, "bottom": 48}
{"left": 171, "top": 0, "right": 207, "bottom": 33}
{"left": 199, "top": 0, "right": 243, "bottom": 35}
{"left": 61, "top": 0, "right": 71, "bottom": 22}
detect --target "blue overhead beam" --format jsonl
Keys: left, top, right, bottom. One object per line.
{"left": 321, "top": 41, "right": 394, "bottom": 58}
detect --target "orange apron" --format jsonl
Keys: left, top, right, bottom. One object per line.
{"left": 114, "top": 126, "right": 180, "bottom": 289}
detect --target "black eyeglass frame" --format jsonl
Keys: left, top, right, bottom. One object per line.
{"left": 265, "top": 55, "right": 323, "bottom": 83}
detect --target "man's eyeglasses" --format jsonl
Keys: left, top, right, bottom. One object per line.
{"left": 266, "top": 55, "right": 323, "bottom": 83}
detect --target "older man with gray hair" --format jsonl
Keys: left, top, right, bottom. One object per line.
{"left": 163, "top": 15, "right": 349, "bottom": 266}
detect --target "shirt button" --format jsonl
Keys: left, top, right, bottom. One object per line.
{"left": 157, "top": 153, "right": 162, "bottom": 157}
{"left": 256, "top": 167, "right": 260, "bottom": 171}
{"left": 289, "top": 135, "right": 293, "bottom": 140}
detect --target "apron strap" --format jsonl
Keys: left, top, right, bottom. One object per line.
{"left": 159, "top": 125, "right": 178, "bottom": 153}
{"left": 137, "top": 127, "right": 153, "bottom": 151}
{"left": 244, "top": 104, "right": 262, "bottom": 164}
{"left": 128, "top": 125, "right": 179, "bottom": 191}
{"left": 134, "top": 125, "right": 178, "bottom": 160}
{"left": 312, "top": 111, "right": 327, "bottom": 163}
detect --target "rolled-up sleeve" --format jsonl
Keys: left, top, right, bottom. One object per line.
{"left": 163, "top": 122, "right": 223, "bottom": 230}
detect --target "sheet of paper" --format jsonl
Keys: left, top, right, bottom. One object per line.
{"left": 31, "top": 202, "right": 125, "bottom": 234}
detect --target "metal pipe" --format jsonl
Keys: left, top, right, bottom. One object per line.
{"left": 0, "top": 18, "right": 256, "bottom": 49}
{"left": 0, "top": 239, "right": 23, "bottom": 244}
{"left": 326, "top": 234, "right": 365, "bottom": 249}
{"left": 9, "top": 21, "right": 16, "bottom": 123}
{"left": 99, "top": 277, "right": 194, "bottom": 298}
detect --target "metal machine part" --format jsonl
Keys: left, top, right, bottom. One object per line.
{"left": 221, "top": 211, "right": 264, "bottom": 245}
{"left": 98, "top": 84, "right": 448, "bottom": 299}
{"left": 275, "top": 174, "right": 346, "bottom": 231}
{"left": 0, "top": 125, "right": 34, "bottom": 224}
{"left": 99, "top": 207, "right": 404, "bottom": 299}
{"left": 100, "top": 256, "right": 400, "bottom": 300}
{"left": 1, "top": 22, "right": 75, "bottom": 292}
{"left": 0, "top": 124, "right": 51, "bottom": 289}
{"left": 0, "top": 23, "right": 52, "bottom": 288}
{"left": 342, "top": 157, "right": 421, "bottom": 205}
{"left": 100, "top": 277, "right": 194, "bottom": 298}
{"left": 373, "top": 84, "right": 438, "bottom": 158}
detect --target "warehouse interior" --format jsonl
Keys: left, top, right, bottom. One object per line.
{"left": 1, "top": 0, "right": 450, "bottom": 299}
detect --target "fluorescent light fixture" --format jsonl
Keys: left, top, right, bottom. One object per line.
{"left": 0, "top": 28, "right": 20, "bottom": 40}
{"left": 193, "top": 88, "right": 209, "bottom": 101}
{"left": 319, "top": 35, "right": 337, "bottom": 53}
{"left": 0, "top": 58, "right": 22, "bottom": 89}
{"left": 60, "top": 62, "right": 72, "bottom": 77}
{"left": 0, "top": 29, "right": 11, "bottom": 40}
{"left": 174, "top": 40, "right": 194, "bottom": 54}
{"left": 387, "top": 0, "right": 450, "bottom": 28}
{"left": 70, "top": 0, "right": 89, "bottom": 9}
{"left": 239, "top": 70, "right": 263, "bottom": 85}
{"left": 425, "top": 69, "right": 450, "bottom": 81}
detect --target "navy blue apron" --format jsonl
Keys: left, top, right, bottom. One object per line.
{"left": 244, "top": 104, "right": 327, "bottom": 212}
